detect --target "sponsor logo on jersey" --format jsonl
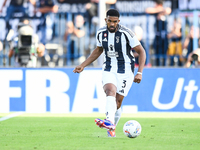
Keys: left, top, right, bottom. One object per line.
{"left": 107, "top": 51, "right": 119, "bottom": 57}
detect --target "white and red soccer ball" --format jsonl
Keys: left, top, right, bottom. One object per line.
{"left": 123, "top": 120, "right": 142, "bottom": 138}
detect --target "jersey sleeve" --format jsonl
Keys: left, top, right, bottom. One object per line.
{"left": 130, "top": 35, "right": 141, "bottom": 48}
{"left": 126, "top": 29, "right": 141, "bottom": 48}
{"left": 96, "top": 31, "right": 102, "bottom": 47}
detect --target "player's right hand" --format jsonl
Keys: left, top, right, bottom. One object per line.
{"left": 133, "top": 74, "right": 142, "bottom": 84}
{"left": 73, "top": 65, "right": 84, "bottom": 73}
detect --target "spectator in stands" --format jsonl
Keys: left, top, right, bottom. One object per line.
{"left": 0, "top": 0, "right": 34, "bottom": 35}
{"left": 32, "top": 0, "right": 58, "bottom": 44}
{"left": 0, "top": 0, "right": 27, "bottom": 19}
{"left": 185, "top": 48, "right": 200, "bottom": 68}
{"left": 145, "top": 0, "right": 171, "bottom": 66}
{"left": 64, "top": 15, "right": 88, "bottom": 65}
{"left": 167, "top": 18, "right": 183, "bottom": 66}
{"left": 33, "top": 0, "right": 58, "bottom": 15}
{"left": 183, "top": 26, "right": 200, "bottom": 59}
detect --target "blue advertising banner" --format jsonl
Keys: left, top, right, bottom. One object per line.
{"left": 125, "top": 68, "right": 200, "bottom": 112}
{"left": 0, "top": 68, "right": 199, "bottom": 113}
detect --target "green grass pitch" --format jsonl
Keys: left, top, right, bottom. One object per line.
{"left": 0, "top": 113, "right": 200, "bottom": 150}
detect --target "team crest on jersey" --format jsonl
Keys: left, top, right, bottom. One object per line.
{"left": 104, "top": 33, "right": 107, "bottom": 37}
{"left": 116, "top": 36, "right": 119, "bottom": 43}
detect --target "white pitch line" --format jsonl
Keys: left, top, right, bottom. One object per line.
{"left": 0, "top": 112, "right": 24, "bottom": 122}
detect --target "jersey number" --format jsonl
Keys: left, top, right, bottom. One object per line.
{"left": 122, "top": 80, "right": 126, "bottom": 88}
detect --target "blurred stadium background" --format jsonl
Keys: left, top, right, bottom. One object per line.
{"left": 0, "top": 0, "right": 200, "bottom": 114}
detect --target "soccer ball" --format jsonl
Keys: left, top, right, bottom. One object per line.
{"left": 123, "top": 120, "right": 142, "bottom": 138}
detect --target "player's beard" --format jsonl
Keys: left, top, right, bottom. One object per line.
{"left": 107, "top": 26, "right": 116, "bottom": 33}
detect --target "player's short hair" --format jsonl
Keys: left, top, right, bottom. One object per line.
{"left": 106, "top": 9, "right": 120, "bottom": 18}
{"left": 154, "top": 0, "right": 163, "bottom": 5}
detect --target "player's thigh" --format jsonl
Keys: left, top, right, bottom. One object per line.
{"left": 102, "top": 71, "right": 117, "bottom": 87}
{"left": 116, "top": 72, "right": 134, "bottom": 96}
{"left": 102, "top": 71, "right": 117, "bottom": 96}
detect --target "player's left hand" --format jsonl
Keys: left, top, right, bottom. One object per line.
{"left": 133, "top": 74, "right": 142, "bottom": 84}
{"left": 73, "top": 65, "right": 84, "bottom": 73}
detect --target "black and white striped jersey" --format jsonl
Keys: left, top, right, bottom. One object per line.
{"left": 96, "top": 24, "right": 140, "bottom": 74}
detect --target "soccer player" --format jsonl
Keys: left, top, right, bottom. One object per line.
{"left": 73, "top": 9, "right": 146, "bottom": 137}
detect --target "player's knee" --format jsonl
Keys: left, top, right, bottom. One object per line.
{"left": 105, "top": 89, "right": 116, "bottom": 97}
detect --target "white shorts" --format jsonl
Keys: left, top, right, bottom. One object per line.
{"left": 102, "top": 70, "right": 134, "bottom": 97}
